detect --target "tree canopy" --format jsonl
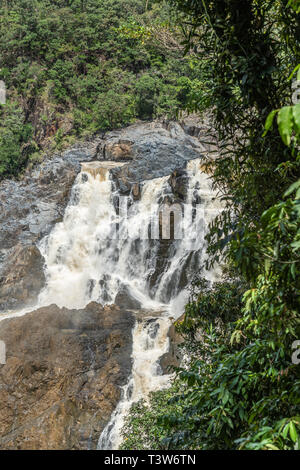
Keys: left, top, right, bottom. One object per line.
{"left": 0, "top": 0, "right": 202, "bottom": 178}
{"left": 121, "top": 0, "right": 300, "bottom": 450}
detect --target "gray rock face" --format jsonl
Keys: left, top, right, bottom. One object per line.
{"left": 0, "top": 144, "right": 96, "bottom": 311}
{"left": 115, "top": 285, "right": 142, "bottom": 310}
{"left": 160, "top": 317, "right": 184, "bottom": 374}
{"left": 0, "top": 120, "right": 207, "bottom": 312}
{"left": 101, "top": 121, "right": 206, "bottom": 194}
{"left": 0, "top": 245, "right": 45, "bottom": 311}
{"left": 0, "top": 302, "right": 134, "bottom": 450}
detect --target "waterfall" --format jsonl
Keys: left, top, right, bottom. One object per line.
{"left": 98, "top": 316, "right": 171, "bottom": 450}
{"left": 38, "top": 159, "right": 221, "bottom": 312}
{"left": 1, "top": 158, "right": 222, "bottom": 449}
{"left": 154, "top": 159, "right": 221, "bottom": 304}
{"left": 38, "top": 165, "right": 171, "bottom": 310}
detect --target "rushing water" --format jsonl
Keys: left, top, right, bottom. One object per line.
{"left": 38, "top": 164, "right": 170, "bottom": 310}
{"left": 1, "top": 158, "right": 222, "bottom": 449}
{"left": 98, "top": 315, "right": 172, "bottom": 450}
{"left": 38, "top": 159, "right": 220, "bottom": 311}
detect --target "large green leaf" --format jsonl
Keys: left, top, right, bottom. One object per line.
{"left": 292, "top": 103, "right": 300, "bottom": 133}
{"left": 263, "top": 109, "right": 278, "bottom": 136}
{"left": 277, "top": 106, "right": 294, "bottom": 146}
{"left": 289, "top": 422, "right": 298, "bottom": 443}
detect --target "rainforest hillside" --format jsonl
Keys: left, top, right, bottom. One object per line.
{"left": 0, "top": 0, "right": 202, "bottom": 178}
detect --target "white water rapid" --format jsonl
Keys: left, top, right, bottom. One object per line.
{"left": 98, "top": 315, "right": 172, "bottom": 450}
{"left": 1, "top": 158, "right": 222, "bottom": 449}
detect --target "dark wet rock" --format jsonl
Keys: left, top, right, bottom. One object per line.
{"left": 168, "top": 168, "right": 189, "bottom": 201}
{"left": 105, "top": 141, "right": 134, "bottom": 161}
{"left": 0, "top": 302, "right": 134, "bottom": 450}
{"left": 0, "top": 244, "right": 45, "bottom": 311}
{"left": 105, "top": 121, "right": 205, "bottom": 193}
{"left": 115, "top": 286, "right": 142, "bottom": 310}
{"left": 131, "top": 183, "right": 141, "bottom": 201}
{"left": 160, "top": 317, "right": 184, "bottom": 373}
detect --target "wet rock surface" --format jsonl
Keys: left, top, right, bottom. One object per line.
{"left": 115, "top": 286, "right": 142, "bottom": 311}
{"left": 0, "top": 302, "right": 134, "bottom": 450}
{"left": 0, "top": 144, "right": 96, "bottom": 311}
{"left": 160, "top": 317, "right": 185, "bottom": 373}
{"left": 0, "top": 120, "right": 208, "bottom": 312}
{"left": 169, "top": 168, "right": 189, "bottom": 201}
{"left": 0, "top": 244, "right": 45, "bottom": 311}
{"left": 104, "top": 121, "right": 206, "bottom": 194}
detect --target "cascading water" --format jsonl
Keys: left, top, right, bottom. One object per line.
{"left": 95, "top": 159, "right": 222, "bottom": 449}
{"left": 38, "top": 158, "right": 221, "bottom": 310}
{"left": 98, "top": 316, "right": 172, "bottom": 450}
{"left": 154, "top": 159, "right": 222, "bottom": 304}
{"left": 1, "top": 157, "right": 222, "bottom": 449}
{"left": 38, "top": 164, "right": 171, "bottom": 310}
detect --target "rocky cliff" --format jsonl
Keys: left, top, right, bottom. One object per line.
{"left": 0, "top": 302, "right": 134, "bottom": 450}
{"left": 0, "top": 118, "right": 213, "bottom": 450}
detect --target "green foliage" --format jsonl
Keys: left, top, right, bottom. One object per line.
{"left": 0, "top": 102, "right": 34, "bottom": 177}
{"left": 0, "top": 0, "right": 200, "bottom": 179}
{"left": 264, "top": 100, "right": 300, "bottom": 147}
{"left": 120, "top": 387, "right": 183, "bottom": 450}
{"left": 122, "top": 274, "right": 299, "bottom": 450}
{"left": 121, "top": 0, "right": 300, "bottom": 451}
{"left": 135, "top": 74, "right": 158, "bottom": 119}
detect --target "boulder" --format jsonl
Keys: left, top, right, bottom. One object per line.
{"left": 109, "top": 122, "right": 204, "bottom": 192}
{"left": 104, "top": 141, "right": 134, "bottom": 161}
{"left": 115, "top": 286, "right": 142, "bottom": 310}
{"left": 160, "top": 316, "right": 184, "bottom": 373}
{"left": 168, "top": 168, "right": 189, "bottom": 200}
{"left": 0, "top": 244, "right": 45, "bottom": 311}
{"left": 0, "top": 302, "right": 134, "bottom": 450}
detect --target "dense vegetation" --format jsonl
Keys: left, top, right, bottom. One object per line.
{"left": 1, "top": 0, "right": 299, "bottom": 451}
{"left": 0, "top": 0, "right": 202, "bottom": 178}
{"left": 121, "top": 0, "right": 300, "bottom": 450}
